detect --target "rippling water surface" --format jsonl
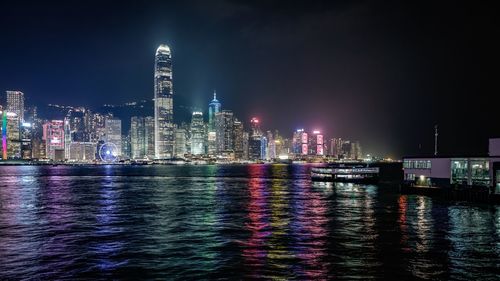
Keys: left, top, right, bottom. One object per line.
{"left": 0, "top": 165, "right": 498, "bottom": 280}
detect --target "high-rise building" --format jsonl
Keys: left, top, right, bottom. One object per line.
{"left": 64, "top": 118, "right": 71, "bottom": 159}
{"left": 350, "top": 141, "right": 362, "bottom": 160}
{"left": 266, "top": 131, "right": 275, "bottom": 160}
{"left": 130, "top": 117, "right": 145, "bottom": 159}
{"left": 308, "top": 130, "right": 324, "bottom": 156}
{"left": 105, "top": 117, "right": 122, "bottom": 157}
{"left": 144, "top": 116, "right": 155, "bottom": 158}
{"left": 190, "top": 111, "right": 205, "bottom": 155}
{"left": 242, "top": 132, "right": 249, "bottom": 160}
{"left": 233, "top": 119, "right": 244, "bottom": 159}
{"left": 0, "top": 111, "right": 21, "bottom": 159}
{"left": 69, "top": 142, "right": 96, "bottom": 162}
{"left": 215, "top": 110, "right": 234, "bottom": 156}
{"left": 250, "top": 117, "right": 261, "bottom": 137}
{"left": 330, "top": 138, "right": 343, "bottom": 158}
{"left": 207, "top": 91, "right": 221, "bottom": 155}
{"left": 122, "top": 134, "right": 131, "bottom": 159}
{"left": 130, "top": 116, "right": 155, "bottom": 159}
{"left": 44, "top": 120, "right": 65, "bottom": 160}
{"left": 292, "top": 129, "right": 308, "bottom": 156}
{"left": 341, "top": 140, "right": 351, "bottom": 159}
{"left": 154, "top": 44, "right": 174, "bottom": 159}
{"left": 5, "top": 91, "right": 24, "bottom": 122}
{"left": 20, "top": 122, "right": 32, "bottom": 160}
{"left": 248, "top": 117, "right": 262, "bottom": 160}
{"left": 260, "top": 136, "right": 268, "bottom": 160}
{"left": 174, "top": 127, "right": 187, "bottom": 158}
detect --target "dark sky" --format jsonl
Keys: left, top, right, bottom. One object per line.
{"left": 0, "top": 0, "right": 497, "bottom": 158}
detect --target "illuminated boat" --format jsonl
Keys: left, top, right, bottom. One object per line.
{"left": 311, "top": 163, "right": 379, "bottom": 183}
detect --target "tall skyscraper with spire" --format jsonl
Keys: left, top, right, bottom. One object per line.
{"left": 207, "top": 90, "right": 221, "bottom": 155}
{"left": 154, "top": 44, "right": 174, "bottom": 159}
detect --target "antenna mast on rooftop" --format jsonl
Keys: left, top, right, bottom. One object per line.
{"left": 434, "top": 124, "right": 438, "bottom": 156}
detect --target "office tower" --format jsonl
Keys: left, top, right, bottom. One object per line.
{"left": 215, "top": 110, "right": 234, "bottom": 155}
{"left": 260, "top": 136, "right": 268, "bottom": 160}
{"left": 250, "top": 117, "right": 261, "bottom": 137}
{"left": 0, "top": 111, "right": 21, "bottom": 159}
{"left": 154, "top": 44, "right": 174, "bottom": 159}
{"left": 87, "top": 112, "right": 106, "bottom": 143}
{"left": 233, "top": 118, "right": 244, "bottom": 159}
{"left": 248, "top": 118, "right": 262, "bottom": 160}
{"left": 67, "top": 110, "right": 86, "bottom": 142}
{"left": 144, "top": 116, "right": 155, "bottom": 158}
{"left": 69, "top": 142, "right": 96, "bottom": 162}
{"left": 105, "top": 116, "right": 122, "bottom": 157}
{"left": 131, "top": 116, "right": 155, "bottom": 159}
{"left": 44, "top": 120, "right": 65, "bottom": 160}
{"left": 64, "top": 118, "right": 71, "bottom": 159}
{"left": 122, "top": 134, "right": 131, "bottom": 159}
{"left": 341, "top": 140, "right": 351, "bottom": 159}
{"left": 266, "top": 130, "right": 275, "bottom": 160}
{"left": 308, "top": 130, "right": 324, "bottom": 156}
{"left": 20, "top": 122, "right": 32, "bottom": 160}
{"left": 131, "top": 117, "right": 145, "bottom": 159}
{"left": 242, "top": 132, "right": 249, "bottom": 160}
{"left": 207, "top": 91, "right": 221, "bottom": 155}
{"left": 274, "top": 131, "right": 286, "bottom": 158}
{"left": 174, "top": 127, "right": 187, "bottom": 158}
{"left": 190, "top": 111, "right": 205, "bottom": 155}
{"left": 350, "top": 141, "right": 362, "bottom": 160}
{"left": 5, "top": 91, "right": 24, "bottom": 122}
{"left": 292, "top": 129, "right": 302, "bottom": 155}
{"left": 329, "top": 138, "right": 343, "bottom": 158}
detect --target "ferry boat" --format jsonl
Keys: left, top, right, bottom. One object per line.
{"left": 311, "top": 163, "right": 379, "bottom": 183}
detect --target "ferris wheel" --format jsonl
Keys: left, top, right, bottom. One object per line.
{"left": 98, "top": 142, "right": 118, "bottom": 162}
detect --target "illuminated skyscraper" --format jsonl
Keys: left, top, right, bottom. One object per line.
{"left": 44, "top": 120, "right": 65, "bottom": 160}
{"left": 308, "top": 130, "right": 324, "bottom": 156}
{"left": 105, "top": 116, "right": 122, "bottom": 157}
{"left": 5, "top": 91, "right": 24, "bottom": 122}
{"left": 154, "top": 44, "right": 174, "bottom": 159}
{"left": 233, "top": 118, "right": 244, "bottom": 159}
{"left": 207, "top": 91, "right": 221, "bottom": 155}
{"left": 174, "top": 127, "right": 187, "bottom": 158}
{"left": 190, "top": 111, "right": 205, "bottom": 155}
{"left": 248, "top": 118, "right": 262, "bottom": 160}
{"left": 0, "top": 111, "right": 21, "bottom": 159}
{"left": 131, "top": 116, "right": 155, "bottom": 159}
{"left": 292, "top": 129, "right": 308, "bottom": 156}
{"left": 215, "top": 110, "right": 234, "bottom": 155}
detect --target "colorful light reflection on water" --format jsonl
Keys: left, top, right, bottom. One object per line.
{"left": 0, "top": 164, "right": 499, "bottom": 280}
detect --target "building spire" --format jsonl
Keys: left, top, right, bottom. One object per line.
{"left": 213, "top": 89, "right": 217, "bottom": 100}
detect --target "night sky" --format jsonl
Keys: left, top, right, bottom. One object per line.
{"left": 0, "top": 0, "right": 497, "bottom": 158}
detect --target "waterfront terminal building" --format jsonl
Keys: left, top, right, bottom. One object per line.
{"left": 403, "top": 138, "right": 500, "bottom": 194}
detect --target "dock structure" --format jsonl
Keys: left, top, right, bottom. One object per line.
{"left": 401, "top": 138, "right": 500, "bottom": 203}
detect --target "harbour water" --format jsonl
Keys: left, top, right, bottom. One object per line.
{"left": 0, "top": 164, "right": 498, "bottom": 280}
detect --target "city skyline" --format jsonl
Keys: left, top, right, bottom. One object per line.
{"left": 0, "top": 1, "right": 497, "bottom": 158}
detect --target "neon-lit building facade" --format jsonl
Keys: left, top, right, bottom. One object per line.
{"left": 44, "top": 120, "right": 65, "bottom": 160}
{"left": 1, "top": 111, "right": 7, "bottom": 159}
{"left": 0, "top": 111, "right": 21, "bottom": 159}
{"left": 154, "top": 44, "right": 174, "bottom": 159}
{"left": 309, "top": 130, "right": 324, "bottom": 156}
